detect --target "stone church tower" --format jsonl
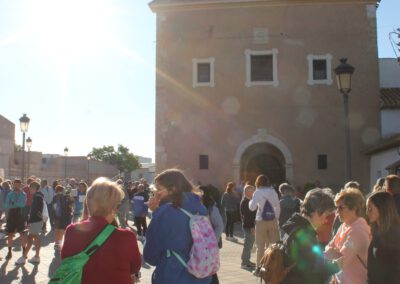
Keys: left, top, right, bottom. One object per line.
{"left": 149, "top": 0, "right": 381, "bottom": 190}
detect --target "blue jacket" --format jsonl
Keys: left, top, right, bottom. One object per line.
{"left": 132, "top": 192, "right": 148, "bottom": 217}
{"left": 5, "top": 191, "right": 26, "bottom": 209}
{"left": 143, "top": 192, "right": 211, "bottom": 284}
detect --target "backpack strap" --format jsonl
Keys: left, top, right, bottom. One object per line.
{"left": 84, "top": 224, "right": 116, "bottom": 256}
{"left": 166, "top": 207, "right": 193, "bottom": 268}
{"left": 178, "top": 207, "right": 193, "bottom": 218}
{"left": 167, "top": 249, "right": 188, "bottom": 268}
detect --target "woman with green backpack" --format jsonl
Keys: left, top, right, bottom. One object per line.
{"left": 56, "top": 177, "right": 141, "bottom": 284}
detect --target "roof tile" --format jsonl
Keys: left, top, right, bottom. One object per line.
{"left": 380, "top": 88, "right": 400, "bottom": 109}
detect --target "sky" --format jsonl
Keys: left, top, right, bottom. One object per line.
{"left": 0, "top": 0, "right": 399, "bottom": 162}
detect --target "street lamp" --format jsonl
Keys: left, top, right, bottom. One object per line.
{"left": 334, "top": 58, "right": 355, "bottom": 181}
{"left": 64, "top": 147, "right": 69, "bottom": 180}
{"left": 87, "top": 155, "right": 91, "bottom": 184}
{"left": 26, "top": 137, "right": 32, "bottom": 178}
{"left": 19, "top": 114, "right": 30, "bottom": 181}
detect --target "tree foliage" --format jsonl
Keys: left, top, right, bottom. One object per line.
{"left": 89, "top": 145, "right": 141, "bottom": 173}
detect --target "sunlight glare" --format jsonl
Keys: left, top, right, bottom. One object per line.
{"left": 24, "top": 0, "right": 115, "bottom": 61}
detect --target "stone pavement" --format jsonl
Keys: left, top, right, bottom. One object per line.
{"left": 0, "top": 222, "right": 260, "bottom": 284}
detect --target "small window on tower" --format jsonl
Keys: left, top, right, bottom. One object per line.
{"left": 192, "top": 58, "right": 215, "bottom": 88}
{"left": 318, "top": 154, "right": 328, "bottom": 170}
{"left": 307, "top": 54, "right": 332, "bottom": 85}
{"left": 199, "top": 155, "right": 209, "bottom": 170}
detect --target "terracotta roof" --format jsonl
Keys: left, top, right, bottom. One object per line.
{"left": 381, "top": 88, "right": 400, "bottom": 109}
{"left": 364, "top": 133, "right": 400, "bottom": 155}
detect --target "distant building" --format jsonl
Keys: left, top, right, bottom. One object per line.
{"left": 366, "top": 58, "right": 400, "bottom": 185}
{"left": 150, "top": 0, "right": 381, "bottom": 190}
{"left": 137, "top": 156, "right": 152, "bottom": 164}
{"left": 0, "top": 115, "right": 15, "bottom": 178}
{"left": 0, "top": 114, "right": 119, "bottom": 183}
{"left": 131, "top": 162, "right": 156, "bottom": 183}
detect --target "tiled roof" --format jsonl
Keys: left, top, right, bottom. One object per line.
{"left": 381, "top": 88, "right": 400, "bottom": 109}
{"left": 364, "top": 133, "right": 400, "bottom": 155}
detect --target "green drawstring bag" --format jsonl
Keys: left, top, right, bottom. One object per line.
{"left": 49, "top": 224, "right": 115, "bottom": 284}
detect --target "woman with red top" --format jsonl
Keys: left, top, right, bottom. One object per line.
{"left": 61, "top": 177, "right": 141, "bottom": 284}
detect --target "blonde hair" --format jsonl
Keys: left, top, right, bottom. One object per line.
{"left": 86, "top": 177, "right": 124, "bottom": 217}
{"left": 244, "top": 184, "right": 255, "bottom": 194}
{"left": 243, "top": 184, "right": 255, "bottom": 199}
{"left": 335, "top": 187, "right": 365, "bottom": 217}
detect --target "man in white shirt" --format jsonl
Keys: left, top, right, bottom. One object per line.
{"left": 40, "top": 179, "right": 54, "bottom": 231}
{"left": 249, "top": 174, "right": 280, "bottom": 275}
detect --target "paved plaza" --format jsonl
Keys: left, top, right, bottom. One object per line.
{"left": 0, "top": 222, "right": 259, "bottom": 284}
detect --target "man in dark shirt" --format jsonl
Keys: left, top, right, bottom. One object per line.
{"left": 16, "top": 181, "right": 44, "bottom": 265}
{"left": 240, "top": 185, "right": 257, "bottom": 269}
{"left": 385, "top": 174, "right": 400, "bottom": 214}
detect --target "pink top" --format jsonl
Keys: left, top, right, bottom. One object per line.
{"left": 326, "top": 217, "right": 371, "bottom": 284}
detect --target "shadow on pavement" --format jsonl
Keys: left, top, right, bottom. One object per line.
{"left": 48, "top": 251, "right": 62, "bottom": 278}
{"left": 19, "top": 264, "right": 39, "bottom": 284}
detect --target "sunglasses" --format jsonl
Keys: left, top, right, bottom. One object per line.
{"left": 336, "top": 205, "right": 347, "bottom": 211}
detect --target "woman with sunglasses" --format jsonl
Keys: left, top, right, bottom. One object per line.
{"left": 366, "top": 191, "right": 400, "bottom": 284}
{"left": 325, "top": 187, "right": 371, "bottom": 284}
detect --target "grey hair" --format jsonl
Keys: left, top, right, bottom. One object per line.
{"left": 279, "top": 183, "right": 295, "bottom": 196}
{"left": 301, "top": 188, "right": 335, "bottom": 217}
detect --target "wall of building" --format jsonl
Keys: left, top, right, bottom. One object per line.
{"left": 131, "top": 163, "right": 155, "bottom": 183}
{"left": 153, "top": 0, "right": 381, "bottom": 189}
{"left": 379, "top": 58, "right": 400, "bottom": 87}
{"left": 0, "top": 115, "right": 15, "bottom": 177}
{"left": 370, "top": 148, "right": 400, "bottom": 189}
{"left": 381, "top": 109, "right": 400, "bottom": 137}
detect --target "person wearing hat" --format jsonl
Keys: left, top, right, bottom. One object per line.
{"left": 4, "top": 179, "right": 27, "bottom": 262}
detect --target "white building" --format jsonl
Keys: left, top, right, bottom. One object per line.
{"left": 367, "top": 58, "right": 400, "bottom": 187}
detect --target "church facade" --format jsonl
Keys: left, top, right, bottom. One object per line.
{"left": 149, "top": 0, "right": 381, "bottom": 190}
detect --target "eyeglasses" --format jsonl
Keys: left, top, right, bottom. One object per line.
{"left": 336, "top": 205, "right": 347, "bottom": 211}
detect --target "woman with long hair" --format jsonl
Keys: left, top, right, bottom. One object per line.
{"left": 143, "top": 169, "right": 213, "bottom": 284}
{"left": 366, "top": 191, "right": 400, "bottom": 284}
{"left": 249, "top": 175, "right": 280, "bottom": 275}
{"left": 200, "top": 185, "right": 223, "bottom": 284}
{"left": 221, "top": 182, "right": 239, "bottom": 240}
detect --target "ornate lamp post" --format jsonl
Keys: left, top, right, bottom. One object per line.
{"left": 334, "top": 58, "right": 355, "bottom": 181}
{"left": 26, "top": 137, "right": 32, "bottom": 178}
{"left": 64, "top": 147, "right": 69, "bottom": 180}
{"left": 19, "top": 114, "right": 30, "bottom": 181}
{"left": 87, "top": 155, "right": 91, "bottom": 184}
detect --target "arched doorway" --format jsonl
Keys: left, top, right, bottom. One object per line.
{"left": 232, "top": 129, "right": 293, "bottom": 184}
{"left": 240, "top": 143, "right": 286, "bottom": 186}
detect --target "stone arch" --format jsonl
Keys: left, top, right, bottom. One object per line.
{"left": 233, "top": 129, "right": 293, "bottom": 183}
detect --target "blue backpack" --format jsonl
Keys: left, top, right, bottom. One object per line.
{"left": 261, "top": 199, "right": 275, "bottom": 221}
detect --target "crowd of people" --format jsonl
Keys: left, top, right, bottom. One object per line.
{"left": 0, "top": 176, "right": 151, "bottom": 265}
{"left": 0, "top": 171, "right": 399, "bottom": 284}
{"left": 228, "top": 174, "right": 400, "bottom": 284}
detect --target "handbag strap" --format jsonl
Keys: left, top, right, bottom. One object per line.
{"left": 84, "top": 224, "right": 116, "bottom": 256}
{"left": 356, "top": 254, "right": 367, "bottom": 270}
